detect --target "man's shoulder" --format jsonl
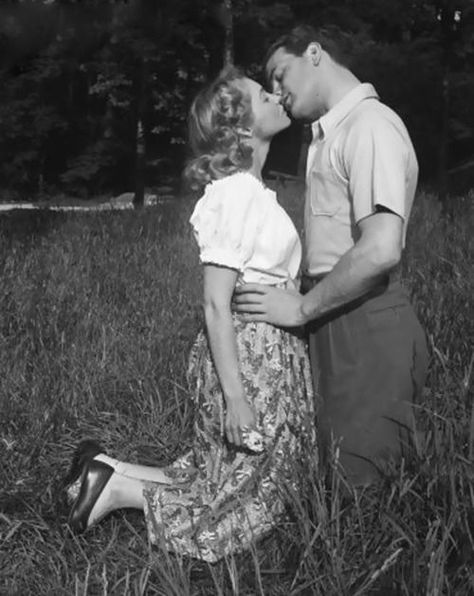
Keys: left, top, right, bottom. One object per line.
{"left": 334, "top": 99, "right": 413, "bottom": 155}
{"left": 348, "top": 98, "right": 405, "bottom": 130}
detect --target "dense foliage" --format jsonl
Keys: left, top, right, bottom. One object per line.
{"left": 0, "top": 0, "right": 473, "bottom": 199}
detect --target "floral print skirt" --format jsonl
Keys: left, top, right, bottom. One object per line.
{"left": 142, "top": 315, "right": 317, "bottom": 563}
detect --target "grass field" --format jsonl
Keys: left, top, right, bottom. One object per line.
{"left": 0, "top": 182, "right": 473, "bottom": 595}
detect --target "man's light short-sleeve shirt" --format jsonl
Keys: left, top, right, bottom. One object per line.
{"left": 304, "top": 83, "right": 418, "bottom": 276}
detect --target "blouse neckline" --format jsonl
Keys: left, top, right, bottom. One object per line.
{"left": 206, "top": 171, "right": 274, "bottom": 195}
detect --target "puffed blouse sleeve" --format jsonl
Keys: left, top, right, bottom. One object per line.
{"left": 189, "top": 174, "right": 264, "bottom": 272}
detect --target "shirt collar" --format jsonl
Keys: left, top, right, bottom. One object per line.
{"left": 312, "top": 83, "right": 379, "bottom": 140}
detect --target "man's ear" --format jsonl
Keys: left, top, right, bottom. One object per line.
{"left": 303, "top": 42, "right": 322, "bottom": 66}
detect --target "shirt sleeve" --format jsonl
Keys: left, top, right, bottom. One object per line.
{"left": 343, "top": 112, "right": 412, "bottom": 223}
{"left": 189, "top": 174, "right": 264, "bottom": 271}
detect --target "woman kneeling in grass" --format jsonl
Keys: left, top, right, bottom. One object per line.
{"left": 65, "top": 66, "right": 317, "bottom": 563}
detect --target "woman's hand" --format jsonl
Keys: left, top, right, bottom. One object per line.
{"left": 225, "top": 396, "right": 256, "bottom": 448}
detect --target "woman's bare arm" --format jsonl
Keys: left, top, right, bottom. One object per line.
{"left": 203, "top": 264, "right": 256, "bottom": 447}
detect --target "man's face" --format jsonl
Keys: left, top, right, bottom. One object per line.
{"left": 265, "top": 46, "right": 322, "bottom": 121}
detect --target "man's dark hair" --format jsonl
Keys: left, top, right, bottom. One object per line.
{"left": 264, "top": 24, "right": 351, "bottom": 71}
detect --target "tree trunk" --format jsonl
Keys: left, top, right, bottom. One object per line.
{"left": 437, "top": 3, "right": 460, "bottom": 218}
{"left": 222, "top": 0, "right": 234, "bottom": 66}
{"left": 134, "top": 57, "right": 147, "bottom": 208}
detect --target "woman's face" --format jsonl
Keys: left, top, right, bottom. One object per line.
{"left": 243, "top": 77, "right": 291, "bottom": 140}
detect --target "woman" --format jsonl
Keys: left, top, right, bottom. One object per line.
{"left": 65, "top": 66, "right": 317, "bottom": 563}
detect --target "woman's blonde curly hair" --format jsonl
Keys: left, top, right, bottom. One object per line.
{"left": 184, "top": 66, "right": 254, "bottom": 195}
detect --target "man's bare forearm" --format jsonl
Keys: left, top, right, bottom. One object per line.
{"left": 300, "top": 242, "right": 394, "bottom": 322}
{"left": 300, "top": 211, "right": 402, "bottom": 322}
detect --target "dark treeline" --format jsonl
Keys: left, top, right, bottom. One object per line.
{"left": 0, "top": 0, "right": 473, "bottom": 201}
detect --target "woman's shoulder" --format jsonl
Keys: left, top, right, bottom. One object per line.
{"left": 190, "top": 171, "right": 272, "bottom": 225}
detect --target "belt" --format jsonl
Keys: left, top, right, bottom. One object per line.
{"left": 300, "top": 273, "right": 328, "bottom": 294}
{"left": 301, "top": 272, "right": 396, "bottom": 298}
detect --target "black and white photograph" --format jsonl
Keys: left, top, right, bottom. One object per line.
{"left": 0, "top": 0, "right": 473, "bottom": 594}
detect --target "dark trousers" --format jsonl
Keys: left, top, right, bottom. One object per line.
{"left": 302, "top": 276, "right": 429, "bottom": 486}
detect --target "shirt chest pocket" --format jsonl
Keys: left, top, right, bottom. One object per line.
{"left": 309, "top": 164, "right": 345, "bottom": 217}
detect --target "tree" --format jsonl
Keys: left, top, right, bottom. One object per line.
{"left": 216, "top": 0, "right": 234, "bottom": 66}
{"left": 0, "top": 0, "right": 473, "bottom": 199}
{"left": 435, "top": 1, "right": 472, "bottom": 208}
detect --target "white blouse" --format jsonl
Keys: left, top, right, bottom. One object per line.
{"left": 190, "top": 172, "right": 301, "bottom": 286}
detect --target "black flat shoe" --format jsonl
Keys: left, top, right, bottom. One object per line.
{"left": 68, "top": 458, "right": 114, "bottom": 533}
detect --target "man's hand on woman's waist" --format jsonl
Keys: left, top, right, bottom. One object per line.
{"left": 232, "top": 284, "right": 308, "bottom": 327}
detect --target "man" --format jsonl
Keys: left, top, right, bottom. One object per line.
{"left": 233, "top": 25, "right": 429, "bottom": 486}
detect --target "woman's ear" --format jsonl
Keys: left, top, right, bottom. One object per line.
{"left": 304, "top": 42, "right": 322, "bottom": 67}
